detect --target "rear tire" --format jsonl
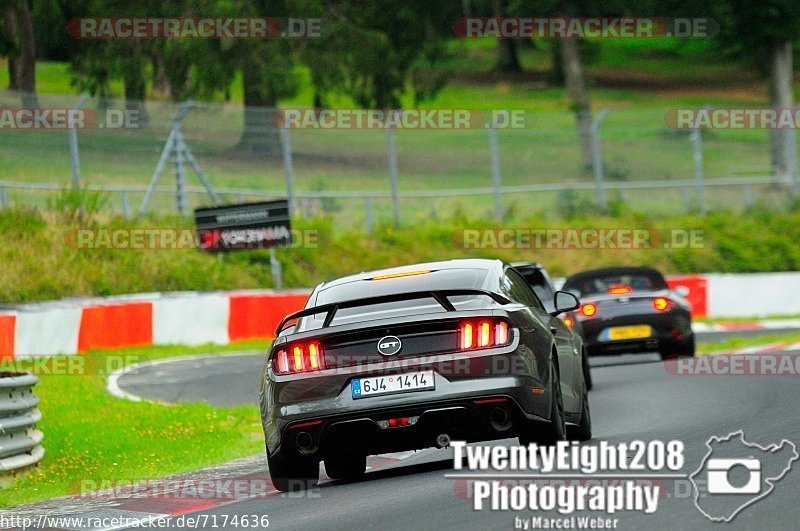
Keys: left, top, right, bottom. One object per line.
{"left": 518, "top": 358, "right": 566, "bottom": 446}
{"left": 324, "top": 452, "right": 367, "bottom": 481}
{"left": 567, "top": 389, "right": 592, "bottom": 441}
{"left": 582, "top": 347, "right": 593, "bottom": 391}
{"left": 660, "top": 336, "right": 695, "bottom": 360}
{"left": 267, "top": 451, "right": 319, "bottom": 492}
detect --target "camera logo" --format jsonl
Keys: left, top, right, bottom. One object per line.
{"left": 706, "top": 457, "right": 761, "bottom": 494}
{"left": 690, "top": 431, "right": 798, "bottom": 522}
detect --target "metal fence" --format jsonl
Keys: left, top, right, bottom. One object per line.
{"left": 0, "top": 373, "right": 43, "bottom": 474}
{"left": 1, "top": 89, "right": 798, "bottom": 227}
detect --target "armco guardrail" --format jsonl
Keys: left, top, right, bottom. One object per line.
{"left": 0, "top": 372, "right": 44, "bottom": 473}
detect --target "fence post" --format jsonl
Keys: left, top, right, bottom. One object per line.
{"left": 269, "top": 248, "right": 282, "bottom": 289}
{"left": 683, "top": 187, "right": 692, "bottom": 213}
{"left": 120, "top": 190, "right": 129, "bottom": 220}
{"left": 690, "top": 128, "right": 706, "bottom": 214}
{"left": 364, "top": 197, "right": 374, "bottom": 233}
{"left": 174, "top": 135, "right": 186, "bottom": 214}
{"left": 787, "top": 125, "right": 799, "bottom": 196}
{"left": 0, "top": 187, "right": 7, "bottom": 209}
{"left": 278, "top": 126, "right": 296, "bottom": 215}
{"left": 743, "top": 184, "right": 753, "bottom": 209}
{"left": 590, "top": 109, "right": 609, "bottom": 212}
{"left": 387, "top": 125, "right": 400, "bottom": 227}
{"left": 488, "top": 126, "right": 504, "bottom": 220}
{"left": 69, "top": 94, "right": 89, "bottom": 188}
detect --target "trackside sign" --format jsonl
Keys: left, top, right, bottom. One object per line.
{"left": 194, "top": 200, "right": 291, "bottom": 251}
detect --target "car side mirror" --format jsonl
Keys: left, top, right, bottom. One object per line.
{"left": 674, "top": 285, "right": 690, "bottom": 298}
{"left": 551, "top": 291, "right": 580, "bottom": 316}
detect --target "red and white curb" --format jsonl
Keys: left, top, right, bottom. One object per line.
{"left": 692, "top": 319, "right": 800, "bottom": 333}
{"left": 703, "top": 341, "right": 800, "bottom": 357}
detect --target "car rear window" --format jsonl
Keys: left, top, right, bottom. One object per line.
{"left": 564, "top": 271, "right": 667, "bottom": 296}
{"left": 517, "top": 268, "right": 553, "bottom": 301}
{"left": 295, "top": 268, "right": 491, "bottom": 330}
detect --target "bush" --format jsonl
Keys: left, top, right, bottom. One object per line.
{"left": 0, "top": 206, "right": 798, "bottom": 303}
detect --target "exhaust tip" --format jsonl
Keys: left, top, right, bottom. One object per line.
{"left": 489, "top": 407, "right": 512, "bottom": 431}
{"left": 296, "top": 431, "right": 314, "bottom": 451}
{"left": 436, "top": 433, "right": 451, "bottom": 448}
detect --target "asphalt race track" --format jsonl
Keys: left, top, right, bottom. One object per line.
{"left": 101, "top": 332, "right": 800, "bottom": 530}
{"left": 113, "top": 328, "right": 800, "bottom": 407}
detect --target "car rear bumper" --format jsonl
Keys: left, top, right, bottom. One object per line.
{"left": 579, "top": 310, "right": 692, "bottom": 356}
{"left": 265, "top": 378, "right": 553, "bottom": 459}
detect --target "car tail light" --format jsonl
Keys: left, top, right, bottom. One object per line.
{"left": 460, "top": 323, "right": 474, "bottom": 349}
{"left": 274, "top": 341, "right": 324, "bottom": 374}
{"left": 562, "top": 316, "right": 574, "bottom": 327}
{"left": 495, "top": 321, "right": 509, "bottom": 344}
{"left": 378, "top": 415, "right": 420, "bottom": 429}
{"left": 580, "top": 303, "right": 597, "bottom": 317}
{"left": 370, "top": 270, "right": 431, "bottom": 280}
{"left": 608, "top": 285, "right": 632, "bottom": 295}
{"left": 478, "top": 322, "right": 491, "bottom": 347}
{"left": 653, "top": 297, "right": 674, "bottom": 311}
{"left": 459, "top": 320, "right": 511, "bottom": 350}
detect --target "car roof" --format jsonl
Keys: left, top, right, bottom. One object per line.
{"left": 564, "top": 266, "right": 665, "bottom": 284}
{"left": 317, "top": 259, "right": 506, "bottom": 292}
{"left": 510, "top": 261, "right": 545, "bottom": 270}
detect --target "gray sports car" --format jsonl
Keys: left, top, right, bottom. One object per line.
{"left": 259, "top": 259, "right": 591, "bottom": 491}
{"left": 562, "top": 266, "right": 695, "bottom": 360}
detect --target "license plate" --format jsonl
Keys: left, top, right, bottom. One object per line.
{"left": 607, "top": 325, "right": 652, "bottom": 341}
{"left": 351, "top": 370, "right": 435, "bottom": 399}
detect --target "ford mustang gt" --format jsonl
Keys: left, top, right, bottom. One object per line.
{"left": 561, "top": 266, "right": 695, "bottom": 360}
{"left": 259, "top": 259, "right": 592, "bottom": 491}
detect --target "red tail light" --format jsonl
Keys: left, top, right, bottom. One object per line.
{"left": 653, "top": 297, "right": 674, "bottom": 311}
{"left": 274, "top": 341, "right": 324, "bottom": 374}
{"left": 608, "top": 285, "right": 632, "bottom": 295}
{"left": 580, "top": 303, "right": 597, "bottom": 317}
{"left": 495, "top": 321, "right": 509, "bottom": 344}
{"left": 459, "top": 320, "right": 510, "bottom": 350}
{"left": 477, "top": 321, "right": 491, "bottom": 347}
{"left": 460, "top": 323, "right": 474, "bottom": 349}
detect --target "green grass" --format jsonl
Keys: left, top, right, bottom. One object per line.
{"left": 3, "top": 204, "right": 800, "bottom": 304}
{"left": 0, "top": 38, "right": 795, "bottom": 223}
{"left": 696, "top": 313, "right": 800, "bottom": 324}
{"left": 697, "top": 332, "right": 800, "bottom": 355}
{"left": 0, "top": 340, "right": 269, "bottom": 508}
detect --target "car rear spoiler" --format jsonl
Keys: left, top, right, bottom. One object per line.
{"left": 275, "top": 289, "right": 511, "bottom": 335}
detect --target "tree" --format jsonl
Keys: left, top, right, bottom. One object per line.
{"left": 2, "top": 0, "right": 38, "bottom": 107}
{"left": 557, "top": 0, "right": 592, "bottom": 165}
{"left": 1, "top": 4, "right": 19, "bottom": 90}
{"left": 493, "top": 0, "right": 522, "bottom": 72}
{"left": 702, "top": 0, "right": 800, "bottom": 178}
{"left": 183, "top": 0, "right": 307, "bottom": 155}
{"left": 303, "top": 0, "right": 452, "bottom": 109}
